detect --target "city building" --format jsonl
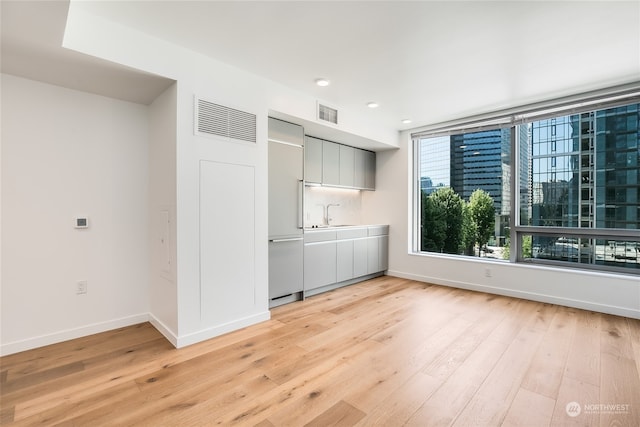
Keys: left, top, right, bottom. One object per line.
{"left": 528, "top": 104, "right": 639, "bottom": 266}
{"left": 529, "top": 104, "right": 639, "bottom": 229}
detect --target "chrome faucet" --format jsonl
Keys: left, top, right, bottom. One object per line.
{"left": 327, "top": 203, "right": 341, "bottom": 225}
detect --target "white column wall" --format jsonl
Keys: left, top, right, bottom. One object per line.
{"left": 148, "top": 83, "right": 179, "bottom": 341}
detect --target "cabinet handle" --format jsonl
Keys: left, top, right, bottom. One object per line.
{"left": 270, "top": 238, "right": 304, "bottom": 243}
{"left": 298, "top": 180, "right": 304, "bottom": 229}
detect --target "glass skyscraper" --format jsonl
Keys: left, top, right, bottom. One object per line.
{"left": 595, "top": 103, "right": 639, "bottom": 229}
{"left": 526, "top": 103, "right": 639, "bottom": 268}
{"left": 528, "top": 104, "right": 639, "bottom": 230}
{"left": 449, "top": 127, "right": 528, "bottom": 245}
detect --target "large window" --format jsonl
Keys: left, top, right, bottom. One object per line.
{"left": 417, "top": 128, "right": 513, "bottom": 258}
{"left": 414, "top": 90, "right": 640, "bottom": 273}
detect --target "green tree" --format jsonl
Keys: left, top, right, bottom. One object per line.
{"left": 468, "top": 189, "right": 495, "bottom": 256}
{"left": 522, "top": 235, "right": 532, "bottom": 258}
{"left": 502, "top": 235, "right": 533, "bottom": 260}
{"left": 421, "top": 191, "right": 444, "bottom": 252}
{"left": 421, "top": 188, "right": 463, "bottom": 254}
{"left": 460, "top": 201, "right": 477, "bottom": 256}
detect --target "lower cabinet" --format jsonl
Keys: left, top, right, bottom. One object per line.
{"left": 366, "top": 235, "right": 389, "bottom": 274}
{"left": 353, "top": 239, "right": 368, "bottom": 277}
{"left": 379, "top": 235, "right": 389, "bottom": 271}
{"left": 304, "top": 225, "right": 388, "bottom": 294}
{"left": 269, "top": 239, "right": 304, "bottom": 299}
{"left": 366, "top": 236, "right": 380, "bottom": 275}
{"left": 303, "top": 240, "right": 337, "bottom": 291}
{"left": 336, "top": 240, "right": 354, "bottom": 282}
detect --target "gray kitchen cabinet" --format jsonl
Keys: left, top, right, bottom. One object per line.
{"left": 367, "top": 225, "right": 389, "bottom": 274}
{"left": 268, "top": 117, "right": 304, "bottom": 304}
{"left": 305, "top": 136, "right": 323, "bottom": 184}
{"left": 366, "top": 235, "right": 388, "bottom": 275}
{"left": 367, "top": 236, "right": 380, "bottom": 274}
{"left": 305, "top": 137, "right": 375, "bottom": 190}
{"left": 269, "top": 116, "right": 304, "bottom": 144}
{"left": 269, "top": 239, "right": 304, "bottom": 299}
{"left": 304, "top": 241, "right": 337, "bottom": 290}
{"left": 339, "top": 145, "right": 355, "bottom": 187}
{"left": 268, "top": 138, "right": 303, "bottom": 237}
{"left": 354, "top": 149, "right": 366, "bottom": 188}
{"left": 304, "top": 225, "right": 388, "bottom": 295}
{"left": 353, "top": 238, "right": 368, "bottom": 277}
{"left": 355, "top": 149, "right": 376, "bottom": 190}
{"left": 336, "top": 240, "right": 354, "bottom": 282}
{"left": 364, "top": 150, "right": 376, "bottom": 190}
{"left": 337, "top": 227, "right": 367, "bottom": 281}
{"left": 379, "top": 235, "right": 389, "bottom": 271}
{"left": 305, "top": 229, "right": 337, "bottom": 243}
{"left": 322, "top": 140, "right": 340, "bottom": 186}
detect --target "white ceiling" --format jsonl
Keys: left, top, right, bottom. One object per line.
{"left": 1, "top": 1, "right": 174, "bottom": 105}
{"left": 3, "top": 1, "right": 639, "bottom": 130}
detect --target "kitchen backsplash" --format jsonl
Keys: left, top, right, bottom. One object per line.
{"left": 305, "top": 186, "right": 362, "bottom": 227}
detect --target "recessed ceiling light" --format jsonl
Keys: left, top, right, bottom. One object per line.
{"left": 367, "top": 102, "right": 379, "bottom": 108}
{"left": 401, "top": 119, "right": 412, "bottom": 124}
{"left": 315, "top": 78, "right": 330, "bottom": 87}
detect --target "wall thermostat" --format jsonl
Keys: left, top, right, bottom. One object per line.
{"left": 74, "top": 217, "right": 89, "bottom": 229}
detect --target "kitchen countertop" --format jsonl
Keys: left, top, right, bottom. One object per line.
{"left": 304, "top": 224, "right": 387, "bottom": 231}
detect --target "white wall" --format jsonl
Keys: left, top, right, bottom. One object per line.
{"left": 148, "top": 82, "right": 178, "bottom": 341}
{"left": 305, "top": 186, "right": 363, "bottom": 227}
{"left": 1, "top": 74, "right": 150, "bottom": 355}
{"left": 362, "top": 131, "right": 640, "bottom": 319}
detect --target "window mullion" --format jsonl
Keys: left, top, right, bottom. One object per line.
{"left": 510, "top": 126, "right": 518, "bottom": 263}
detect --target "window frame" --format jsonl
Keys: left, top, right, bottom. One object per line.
{"left": 412, "top": 82, "right": 640, "bottom": 274}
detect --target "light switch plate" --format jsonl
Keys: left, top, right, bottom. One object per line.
{"left": 74, "top": 217, "right": 89, "bottom": 229}
{"left": 76, "top": 280, "right": 87, "bottom": 294}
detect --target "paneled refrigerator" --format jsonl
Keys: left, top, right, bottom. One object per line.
{"left": 268, "top": 117, "right": 304, "bottom": 306}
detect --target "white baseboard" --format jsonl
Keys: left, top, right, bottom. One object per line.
{"left": 174, "top": 311, "right": 271, "bottom": 349}
{"left": 0, "top": 313, "right": 149, "bottom": 357}
{"left": 387, "top": 270, "right": 640, "bottom": 320}
{"left": 1, "top": 310, "right": 273, "bottom": 356}
{"left": 148, "top": 314, "right": 178, "bottom": 347}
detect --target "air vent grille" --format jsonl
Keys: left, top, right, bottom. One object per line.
{"left": 196, "top": 98, "right": 256, "bottom": 143}
{"left": 317, "top": 103, "right": 338, "bottom": 125}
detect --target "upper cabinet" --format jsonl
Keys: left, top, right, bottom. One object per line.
{"left": 268, "top": 117, "right": 304, "bottom": 145}
{"left": 305, "top": 136, "right": 376, "bottom": 190}
{"left": 322, "top": 140, "right": 340, "bottom": 186}
{"left": 304, "top": 136, "right": 323, "bottom": 184}
{"left": 355, "top": 149, "right": 375, "bottom": 190}
{"left": 339, "top": 145, "right": 355, "bottom": 188}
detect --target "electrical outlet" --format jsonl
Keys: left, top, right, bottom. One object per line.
{"left": 76, "top": 280, "right": 87, "bottom": 295}
{"left": 484, "top": 268, "right": 492, "bottom": 278}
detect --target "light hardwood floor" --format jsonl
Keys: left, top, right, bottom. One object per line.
{"left": 2, "top": 276, "right": 640, "bottom": 426}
